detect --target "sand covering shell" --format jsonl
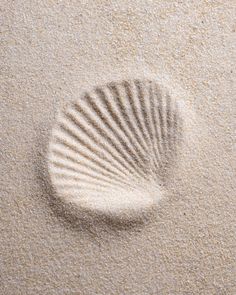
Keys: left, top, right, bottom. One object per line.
{"left": 48, "top": 79, "right": 184, "bottom": 214}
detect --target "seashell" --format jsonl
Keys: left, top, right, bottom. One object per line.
{"left": 48, "top": 79, "right": 184, "bottom": 216}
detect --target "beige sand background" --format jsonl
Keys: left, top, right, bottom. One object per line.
{"left": 1, "top": 1, "right": 236, "bottom": 294}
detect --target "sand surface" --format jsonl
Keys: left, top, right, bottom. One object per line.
{"left": 1, "top": 1, "right": 236, "bottom": 294}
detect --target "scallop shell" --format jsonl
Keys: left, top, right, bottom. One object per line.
{"left": 48, "top": 79, "right": 184, "bottom": 215}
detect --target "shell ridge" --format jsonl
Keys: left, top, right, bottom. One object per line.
{"left": 57, "top": 119, "right": 134, "bottom": 180}
{"left": 108, "top": 83, "right": 149, "bottom": 154}
{"left": 53, "top": 133, "right": 130, "bottom": 181}
{"left": 65, "top": 106, "right": 142, "bottom": 181}
{"left": 135, "top": 80, "right": 161, "bottom": 175}
{"left": 151, "top": 83, "right": 165, "bottom": 166}
{"left": 52, "top": 171, "right": 127, "bottom": 191}
{"left": 50, "top": 149, "right": 132, "bottom": 187}
{"left": 108, "top": 83, "right": 150, "bottom": 170}
{"left": 124, "top": 81, "right": 150, "bottom": 149}
{"left": 73, "top": 98, "right": 145, "bottom": 180}
{"left": 154, "top": 84, "right": 168, "bottom": 165}
{"left": 95, "top": 86, "right": 149, "bottom": 171}
{"left": 51, "top": 165, "right": 132, "bottom": 190}
{"left": 144, "top": 81, "right": 163, "bottom": 177}
{"left": 83, "top": 93, "right": 149, "bottom": 180}
{"left": 122, "top": 81, "right": 151, "bottom": 174}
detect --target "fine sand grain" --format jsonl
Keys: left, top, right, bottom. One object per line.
{"left": 0, "top": 1, "right": 235, "bottom": 294}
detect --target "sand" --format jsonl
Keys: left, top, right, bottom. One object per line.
{"left": 1, "top": 1, "right": 236, "bottom": 294}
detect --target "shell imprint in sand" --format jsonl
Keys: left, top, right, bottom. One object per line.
{"left": 48, "top": 80, "right": 184, "bottom": 216}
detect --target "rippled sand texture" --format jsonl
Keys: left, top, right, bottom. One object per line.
{"left": 48, "top": 79, "right": 184, "bottom": 215}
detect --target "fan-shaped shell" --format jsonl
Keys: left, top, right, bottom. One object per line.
{"left": 48, "top": 79, "right": 184, "bottom": 215}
